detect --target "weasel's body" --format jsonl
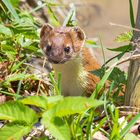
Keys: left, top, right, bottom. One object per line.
{"left": 40, "top": 24, "right": 101, "bottom": 96}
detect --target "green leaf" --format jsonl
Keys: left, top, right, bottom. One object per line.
{"left": 0, "top": 101, "right": 38, "bottom": 124}
{"left": 1, "top": 45, "right": 16, "bottom": 53}
{"left": 20, "top": 96, "right": 48, "bottom": 109}
{"left": 42, "top": 97, "right": 104, "bottom": 140}
{"left": 2, "top": 0, "right": 19, "bottom": 20}
{"left": 20, "top": 95, "right": 63, "bottom": 109}
{"left": 0, "top": 24, "right": 12, "bottom": 37}
{"left": 46, "top": 95, "right": 64, "bottom": 108}
{"left": 1, "top": 45, "right": 17, "bottom": 60}
{"left": 93, "top": 67, "right": 127, "bottom": 89}
{"left": 13, "top": 16, "right": 37, "bottom": 32}
{"left": 121, "top": 113, "right": 140, "bottom": 138}
{"left": 43, "top": 97, "right": 104, "bottom": 117}
{"left": 109, "top": 67, "right": 127, "bottom": 85}
{"left": 42, "top": 116, "right": 71, "bottom": 140}
{"left": 107, "top": 45, "right": 132, "bottom": 52}
{"left": 115, "top": 32, "right": 132, "bottom": 43}
{"left": 0, "top": 124, "right": 31, "bottom": 140}
{"left": 63, "top": 4, "right": 77, "bottom": 26}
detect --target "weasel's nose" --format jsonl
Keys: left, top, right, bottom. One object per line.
{"left": 51, "top": 48, "right": 63, "bottom": 57}
{"left": 48, "top": 48, "right": 64, "bottom": 64}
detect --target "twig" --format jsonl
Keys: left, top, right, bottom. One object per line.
{"left": 110, "top": 22, "right": 140, "bottom": 32}
{"left": 107, "top": 54, "right": 140, "bottom": 72}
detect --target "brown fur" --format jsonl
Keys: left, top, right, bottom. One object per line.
{"left": 82, "top": 48, "right": 101, "bottom": 96}
{"left": 40, "top": 24, "right": 102, "bottom": 96}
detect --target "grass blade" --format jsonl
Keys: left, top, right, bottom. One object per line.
{"left": 129, "top": 0, "right": 135, "bottom": 28}
{"left": 47, "top": 4, "right": 60, "bottom": 26}
{"left": 63, "top": 3, "right": 77, "bottom": 26}
{"left": 57, "top": 73, "right": 62, "bottom": 94}
{"left": 2, "top": 0, "right": 19, "bottom": 20}
{"left": 49, "top": 72, "right": 61, "bottom": 95}
{"left": 121, "top": 112, "right": 140, "bottom": 138}
{"left": 90, "top": 68, "right": 113, "bottom": 99}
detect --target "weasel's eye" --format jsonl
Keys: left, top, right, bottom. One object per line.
{"left": 46, "top": 44, "right": 52, "bottom": 51}
{"left": 64, "top": 47, "right": 70, "bottom": 53}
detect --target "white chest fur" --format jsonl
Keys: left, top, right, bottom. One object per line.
{"left": 52, "top": 58, "right": 88, "bottom": 96}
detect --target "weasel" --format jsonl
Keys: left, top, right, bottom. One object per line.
{"left": 40, "top": 24, "right": 101, "bottom": 96}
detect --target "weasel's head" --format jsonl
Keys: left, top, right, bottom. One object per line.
{"left": 40, "top": 24, "right": 85, "bottom": 64}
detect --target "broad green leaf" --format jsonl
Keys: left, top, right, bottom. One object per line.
{"left": 0, "top": 101, "right": 38, "bottom": 124}
{"left": 0, "top": 24, "right": 12, "bottom": 37}
{"left": 2, "top": 0, "right": 19, "bottom": 20}
{"left": 20, "top": 96, "right": 48, "bottom": 109}
{"left": 0, "top": 124, "right": 31, "bottom": 140}
{"left": 42, "top": 97, "right": 103, "bottom": 140}
{"left": 109, "top": 67, "right": 127, "bottom": 85}
{"left": 22, "top": 39, "right": 33, "bottom": 47}
{"left": 63, "top": 4, "right": 77, "bottom": 26}
{"left": 46, "top": 95, "right": 64, "bottom": 108}
{"left": 107, "top": 45, "right": 132, "bottom": 52}
{"left": 93, "top": 67, "right": 127, "bottom": 89}
{"left": 43, "top": 97, "right": 104, "bottom": 117}
{"left": 1, "top": 45, "right": 16, "bottom": 55}
{"left": 20, "top": 95, "right": 63, "bottom": 109}
{"left": 115, "top": 32, "right": 132, "bottom": 43}
{"left": 42, "top": 116, "right": 71, "bottom": 140}
{"left": 13, "top": 17, "right": 37, "bottom": 31}
{"left": 121, "top": 113, "right": 140, "bottom": 138}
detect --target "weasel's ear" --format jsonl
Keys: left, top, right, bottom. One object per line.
{"left": 40, "top": 24, "right": 53, "bottom": 38}
{"left": 70, "top": 26, "right": 86, "bottom": 52}
{"left": 72, "top": 27, "right": 85, "bottom": 40}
